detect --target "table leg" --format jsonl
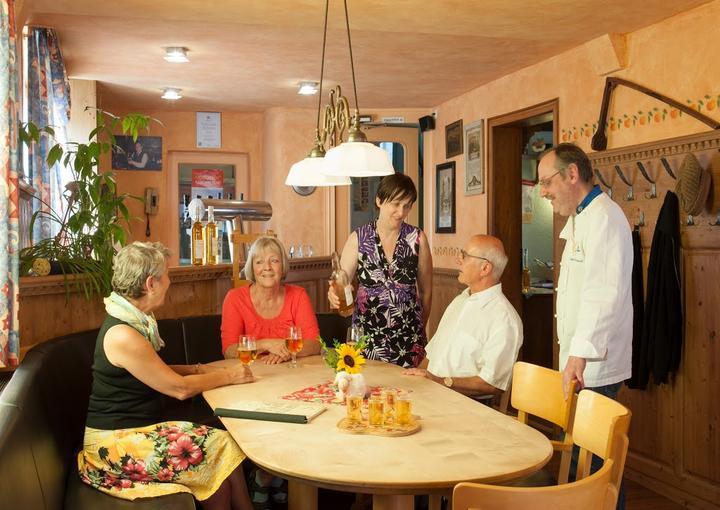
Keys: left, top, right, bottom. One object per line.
{"left": 288, "top": 479, "right": 318, "bottom": 510}
{"left": 429, "top": 494, "right": 442, "bottom": 510}
{"left": 372, "top": 494, "right": 414, "bottom": 510}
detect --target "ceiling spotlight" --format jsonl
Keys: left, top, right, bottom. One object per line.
{"left": 164, "top": 47, "right": 189, "bottom": 63}
{"left": 161, "top": 88, "right": 182, "bottom": 100}
{"left": 297, "top": 81, "right": 319, "bottom": 95}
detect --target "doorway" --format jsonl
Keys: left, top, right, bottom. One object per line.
{"left": 487, "top": 99, "right": 558, "bottom": 369}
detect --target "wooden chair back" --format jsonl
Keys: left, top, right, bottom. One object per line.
{"left": 453, "top": 459, "right": 618, "bottom": 510}
{"left": 510, "top": 361, "right": 577, "bottom": 483}
{"left": 572, "top": 389, "right": 632, "bottom": 491}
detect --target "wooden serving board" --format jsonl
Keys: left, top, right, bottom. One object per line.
{"left": 336, "top": 417, "right": 421, "bottom": 437}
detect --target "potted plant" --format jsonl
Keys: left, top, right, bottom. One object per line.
{"left": 18, "top": 110, "right": 154, "bottom": 298}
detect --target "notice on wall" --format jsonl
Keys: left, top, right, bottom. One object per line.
{"left": 191, "top": 169, "right": 224, "bottom": 199}
{"left": 196, "top": 112, "right": 221, "bottom": 148}
{"left": 522, "top": 184, "right": 535, "bottom": 224}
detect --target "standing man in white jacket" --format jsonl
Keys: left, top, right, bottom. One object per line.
{"left": 538, "top": 143, "right": 633, "bottom": 397}
{"left": 538, "top": 143, "right": 632, "bottom": 509}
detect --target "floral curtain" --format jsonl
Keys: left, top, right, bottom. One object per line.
{"left": 26, "top": 26, "right": 71, "bottom": 243}
{"left": 0, "top": 0, "right": 20, "bottom": 367}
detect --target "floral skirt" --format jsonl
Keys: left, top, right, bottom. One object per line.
{"left": 77, "top": 421, "right": 245, "bottom": 501}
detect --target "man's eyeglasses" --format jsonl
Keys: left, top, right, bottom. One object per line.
{"left": 459, "top": 249, "right": 490, "bottom": 263}
{"left": 538, "top": 169, "right": 563, "bottom": 188}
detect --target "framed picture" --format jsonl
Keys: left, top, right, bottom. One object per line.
{"left": 445, "top": 119, "right": 463, "bottom": 158}
{"left": 464, "top": 120, "right": 484, "bottom": 195}
{"left": 111, "top": 135, "right": 162, "bottom": 170}
{"left": 435, "top": 162, "right": 456, "bottom": 233}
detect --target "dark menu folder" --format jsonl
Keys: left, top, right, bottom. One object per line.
{"left": 214, "top": 400, "right": 327, "bottom": 424}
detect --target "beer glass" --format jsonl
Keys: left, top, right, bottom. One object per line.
{"left": 346, "top": 395, "right": 363, "bottom": 424}
{"left": 396, "top": 396, "right": 412, "bottom": 426}
{"left": 382, "top": 389, "right": 397, "bottom": 426}
{"left": 368, "top": 396, "right": 384, "bottom": 427}
{"left": 286, "top": 326, "right": 303, "bottom": 368}
{"left": 237, "top": 335, "right": 257, "bottom": 366}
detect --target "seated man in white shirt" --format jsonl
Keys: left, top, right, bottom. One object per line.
{"left": 405, "top": 235, "right": 523, "bottom": 397}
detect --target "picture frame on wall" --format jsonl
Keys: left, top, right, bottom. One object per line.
{"left": 445, "top": 119, "right": 463, "bottom": 158}
{"left": 464, "top": 120, "right": 484, "bottom": 195}
{"left": 435, "top": 162, "right": 456, "bottom": 233}
{"left": 111, "top": 135, "right": 162, "bottom": 171}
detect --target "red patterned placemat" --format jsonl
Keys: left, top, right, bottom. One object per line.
{"left": 281, "top": 381, "right": 412, "bottom": 405}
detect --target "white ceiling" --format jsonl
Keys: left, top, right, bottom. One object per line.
{"left": 21, "top": 0, "right": 714, "bottom": 112}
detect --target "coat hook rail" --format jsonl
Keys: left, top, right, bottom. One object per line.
{"left": 659, "top": 157, "right": 677, "bottom": 180}
{"left": 635, "top": 210, "right": 646, "bottom": 227}
{"left": 594, "top": 168, "right": 613, "bottom": 199}
{"left": 636, "top": 161, "right": 657, "bottom": 198}
{"left": 710, "top": 213, "right": 720, "bottom": 226}
{"left": 614, "top": 165, "right": 634, "bottom": 201}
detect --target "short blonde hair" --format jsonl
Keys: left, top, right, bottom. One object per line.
{"left": 243, "top": 237, "right": 288, "bottom": 283}
{"left": 112, "top": 242, "right": 172, "bottom": 299}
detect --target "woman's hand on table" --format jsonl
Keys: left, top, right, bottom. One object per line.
{"left": 258, "top": 339, "right": 291, "bottom": 364}
{"left": 226, "top": 363, "right": 255, "bottom": 385}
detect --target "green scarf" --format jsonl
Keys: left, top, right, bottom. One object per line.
{"left": 103, "top": 291, "right": 165, "bottom": 351}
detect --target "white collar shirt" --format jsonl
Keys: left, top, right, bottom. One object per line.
{"left": 557, "top": 192, "right": 633, "bottom": 387}
{"left": 426, "top": 284, "right": 523, "bottom": 391}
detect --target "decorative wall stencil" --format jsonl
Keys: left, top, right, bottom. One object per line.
{"left": 561, "top": 92, "right": 720, "bottom": 142}
{"left": 432, "top": 246, "right": 462, "bottom": 258}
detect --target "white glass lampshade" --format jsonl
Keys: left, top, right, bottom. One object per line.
{"left": 321, "top": 141, "right": 395, "bottom": 177}
{"left": 286, "top": 156, "right": 351, "bottom": 186}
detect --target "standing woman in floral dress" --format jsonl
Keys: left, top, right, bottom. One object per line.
{"left": 329, "top": 173, "right": 433, "bottom": 368}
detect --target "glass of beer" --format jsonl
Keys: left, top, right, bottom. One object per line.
{"left": 395, "top": 396, "right": 412, "bottom": 426}
{"left": 286, "top": 325, "right": 303, "bottom": 368}
{"left": 237, "top": 335, "right": 257, "bottom": 366}
{"left": 382, "top": 389, "right": 397, "bottom": 426}
{"left": 368, "top": 396, "right": 384, "bottom": 427}
{"left": 346, "top": 395, "right": 363, "bottom": 424}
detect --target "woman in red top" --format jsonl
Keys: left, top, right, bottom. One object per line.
{"left": 221, "top": 237, "right": 320, "bottom": 363}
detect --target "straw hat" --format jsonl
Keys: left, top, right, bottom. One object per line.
{"left": 675, "top": 153, "right": 711, "bottom": 216}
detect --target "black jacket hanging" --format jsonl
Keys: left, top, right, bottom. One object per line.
{"left": 641, "top": 191, "right": 682, "bottom": 386}
{"left": 626, "top": 227, "right": 646, "bottom": 389}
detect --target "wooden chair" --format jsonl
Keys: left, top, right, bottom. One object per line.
{"left": 510, "top": 361, "right": 577, "bottom": 484}
{"left": 453, "top": 389, "right": 631, "bottom": 510}
{"left": 453, "top": 460, "right": 618, "bottom": 510}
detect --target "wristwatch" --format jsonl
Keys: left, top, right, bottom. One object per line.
{"left": 443, "top": 377, "right": 453, "bottom": 388}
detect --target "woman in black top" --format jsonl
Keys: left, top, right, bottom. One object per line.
{"left": 78, "top": 242, "right": 254, "bottom": 510}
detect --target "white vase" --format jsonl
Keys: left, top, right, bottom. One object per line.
{"left": 334, "top": 371, "right": 368, "bottom": 401}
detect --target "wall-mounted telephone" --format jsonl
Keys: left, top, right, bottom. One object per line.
{"left": 144, "top": 188, "right": 159, "bottom": 215}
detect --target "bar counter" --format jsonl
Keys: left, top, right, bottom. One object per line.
{"left": 17, "top": 256, "right": 332, "bottom": 361}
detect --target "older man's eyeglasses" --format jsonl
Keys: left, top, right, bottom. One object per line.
{"left": 459, "top": 249, "right": 490, "bottom": 263}
{"left": 538, "top": 169, "right": 562, "bottom": 188}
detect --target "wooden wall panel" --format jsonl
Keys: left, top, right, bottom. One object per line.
{"left": 682, "top": 251, "right": 720, "bottom": 485}
{"left": 589, "top": 131, "right": 720, "bottom": 509}
{"left": 427, "top": 268, "right": 463, "bottom": 338}
{"left": 16, "top": 257, "right": 332, "bottom": 361}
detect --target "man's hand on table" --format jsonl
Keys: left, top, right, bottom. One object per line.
{"left": 404, "top": 368, "right": 441, "bottom": 383}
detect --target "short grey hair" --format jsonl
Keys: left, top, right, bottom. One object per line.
{"left": 112, "top": 242, "right": 171, "bottom": 299}
{"left": 474, "top": 241, "right": 508, "bottom": 282}
{"left": 243, "top": 236, "right": 289, "bottom": 283}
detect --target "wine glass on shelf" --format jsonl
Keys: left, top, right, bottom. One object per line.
{"left": 286, "top": 326, "right": 303, "bottom": 368}
{"left": 237, "top": 335, "right": 257, "bottom": 366}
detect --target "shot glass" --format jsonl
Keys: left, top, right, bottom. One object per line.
{"left": 368, "top": 396, "right": 384, "bottom": 427}
{"left": 346, "top": 395, "right": 363, "bottom": 424}
{"left": 395, "top": 396, "right": 413, "bottom": 426}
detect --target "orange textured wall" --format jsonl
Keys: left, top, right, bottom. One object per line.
{"left": 426, "top": 0, "right": 720, "bottom": 268}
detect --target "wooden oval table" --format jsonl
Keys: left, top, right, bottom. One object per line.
{"left": 203, "top": 356, "right": 552, "bottom": 510}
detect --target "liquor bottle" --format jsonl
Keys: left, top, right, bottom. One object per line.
{"left": 522, "top": 248, "right": 531, "bottom": 294}
{"left": 191, "top": 217, "right": 204, "bottom": 266}
{"left": 204, "top": 206, "right": 218, "bottom": 265}
{"left": 330, "top": 252, "right": 354, "bottom": 317}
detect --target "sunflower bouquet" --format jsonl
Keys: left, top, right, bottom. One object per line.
{"left": 318, "top": 337, "right": 367, "bottom": 374}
